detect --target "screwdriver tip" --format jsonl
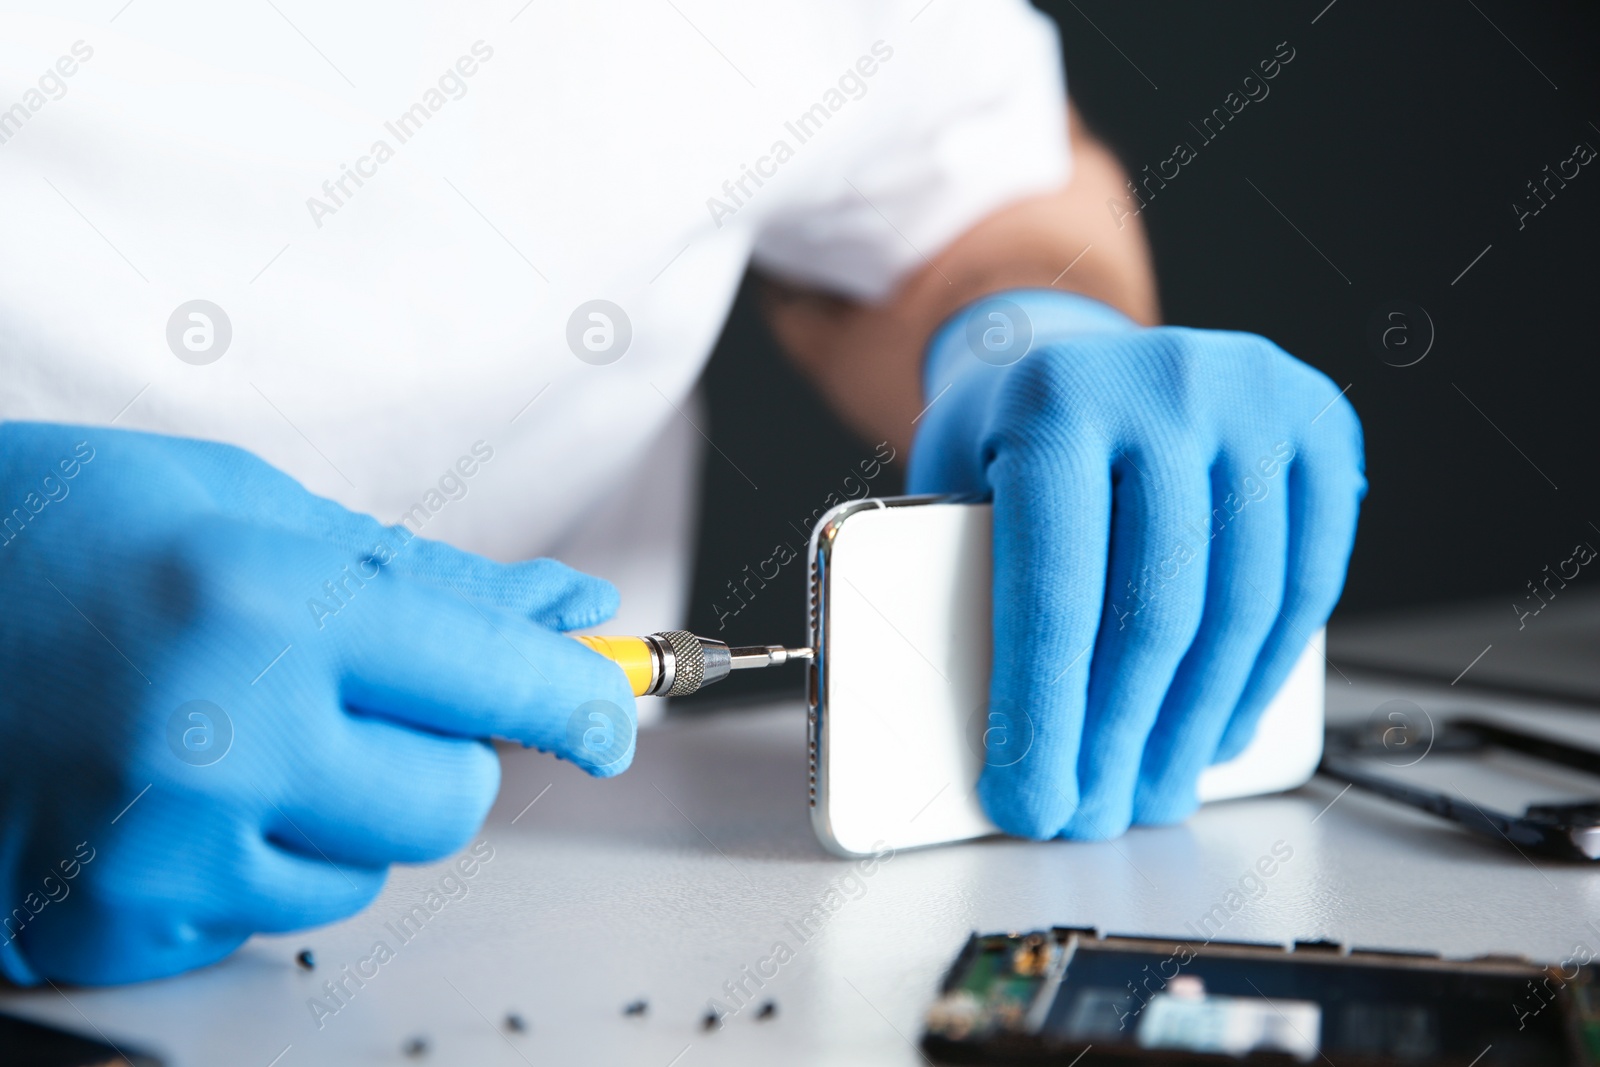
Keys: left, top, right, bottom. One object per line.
{"left": 726, "top": 644, "right": 815, "bottom": 670}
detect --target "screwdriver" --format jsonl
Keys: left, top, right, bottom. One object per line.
{"left": 574, "top": 631, "right": 813, "bottom": 697}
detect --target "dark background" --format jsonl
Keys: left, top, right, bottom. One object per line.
{"left": 686, "top": 0, "right": 1600, "bottom": 704}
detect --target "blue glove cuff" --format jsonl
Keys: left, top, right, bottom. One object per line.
{"left": 922, "top": 288, "right": 1138, "bottom": 400}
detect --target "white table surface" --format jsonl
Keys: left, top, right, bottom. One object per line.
{"left": 4, "top": 671, "right": 1600, "bottom": 1066}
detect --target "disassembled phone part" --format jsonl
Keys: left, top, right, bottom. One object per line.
{"left": 924, "top": 927, "right": 1600, "bottom": 1065}
{"left": 0, "top": 1009, "right": 162, "bottom": 1066}
{"left": 1321, "top": 717, "right": 1600, "bottom": 861}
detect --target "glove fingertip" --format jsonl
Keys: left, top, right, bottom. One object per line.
{"left": 1060, "top": 801, "right": 1136, "bottom": 842}
{"left": 1132, "top": 779, "right": 1202, "bottom": 827}
{"left": 977, "top": 772, "right": 1069, "bottom": 842}
{"left": 545, "top": 651, "right": 637, "bottom": 777}
{"left": 519, "top": 559, "right": 620, "bottom": 631}
{"left": 547, "top": 581, "right": 621, "bottom": 632}
{"left": 582, "top": 744, "right": 635, "bottom": 779}
{"left": 0, "top": 937, "right": 43, "bottom": 987}
{"left": 1212, "top": 717, "right": 1259, "bottom": 765}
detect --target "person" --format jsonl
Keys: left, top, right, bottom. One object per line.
{"left": 0, "top": 2, "right": 1363, "bottom": 985}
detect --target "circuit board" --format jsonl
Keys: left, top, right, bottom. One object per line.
{"left": 923, "top": 927, "right": 1600, "bottom": 1065}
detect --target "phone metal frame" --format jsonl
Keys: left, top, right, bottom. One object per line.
{"left": 806, "top": 494, "right": 975, "bottom": 855}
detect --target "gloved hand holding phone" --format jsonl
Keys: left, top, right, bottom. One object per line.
{"left": 909, "top": 290, "right": 1365, "bottom": 841}
{"left": 0, "top": 422, "right": 635, "bottom": 985}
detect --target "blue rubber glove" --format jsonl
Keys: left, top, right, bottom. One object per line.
{"left": 909, "top": 290, "right": 1365, "bottom": 841}
{"left": 0, "top": 421, "right": 636, "bottom": 985}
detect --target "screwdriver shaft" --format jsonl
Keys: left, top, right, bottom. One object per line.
{"left": 728, "top": 645, "right": 815, "bottom": 670}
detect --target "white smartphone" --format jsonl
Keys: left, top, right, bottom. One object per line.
{"left": 806, "top": 496, "right": 1325, "bottom": 858}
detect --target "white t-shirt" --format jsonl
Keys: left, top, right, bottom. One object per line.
{"left": 0, "top": 1, "right": 1069, "bottom": 646}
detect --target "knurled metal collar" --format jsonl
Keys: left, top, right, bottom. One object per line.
{"left": 653, "top": 630, "right": 704, "bottom": 696}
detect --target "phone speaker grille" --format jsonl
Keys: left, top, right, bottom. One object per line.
{"left": 807, "top": 557, "right": 819, "bottom": 808}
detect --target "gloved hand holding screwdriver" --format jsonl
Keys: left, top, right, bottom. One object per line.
{"left": 0, "top": 424, "right": 635, "bottom": 985}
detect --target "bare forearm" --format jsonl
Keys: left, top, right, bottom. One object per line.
{"left": 764, "top": 110, "right": 1158, "bottom": 456}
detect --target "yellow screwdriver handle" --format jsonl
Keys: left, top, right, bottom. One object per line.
{"left": 573, "top": 635, "right": 655, "bottom": 697}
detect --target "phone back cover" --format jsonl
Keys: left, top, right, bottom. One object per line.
{"left": 813, "top": 501, "right": 1324, "bottom": 856}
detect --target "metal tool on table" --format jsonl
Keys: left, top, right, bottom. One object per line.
{"left": 1320, "top": 716, "right": 1600, "bottom": 861}
{"left": 575, "top": 631, "right": 812, "bottom": 698}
